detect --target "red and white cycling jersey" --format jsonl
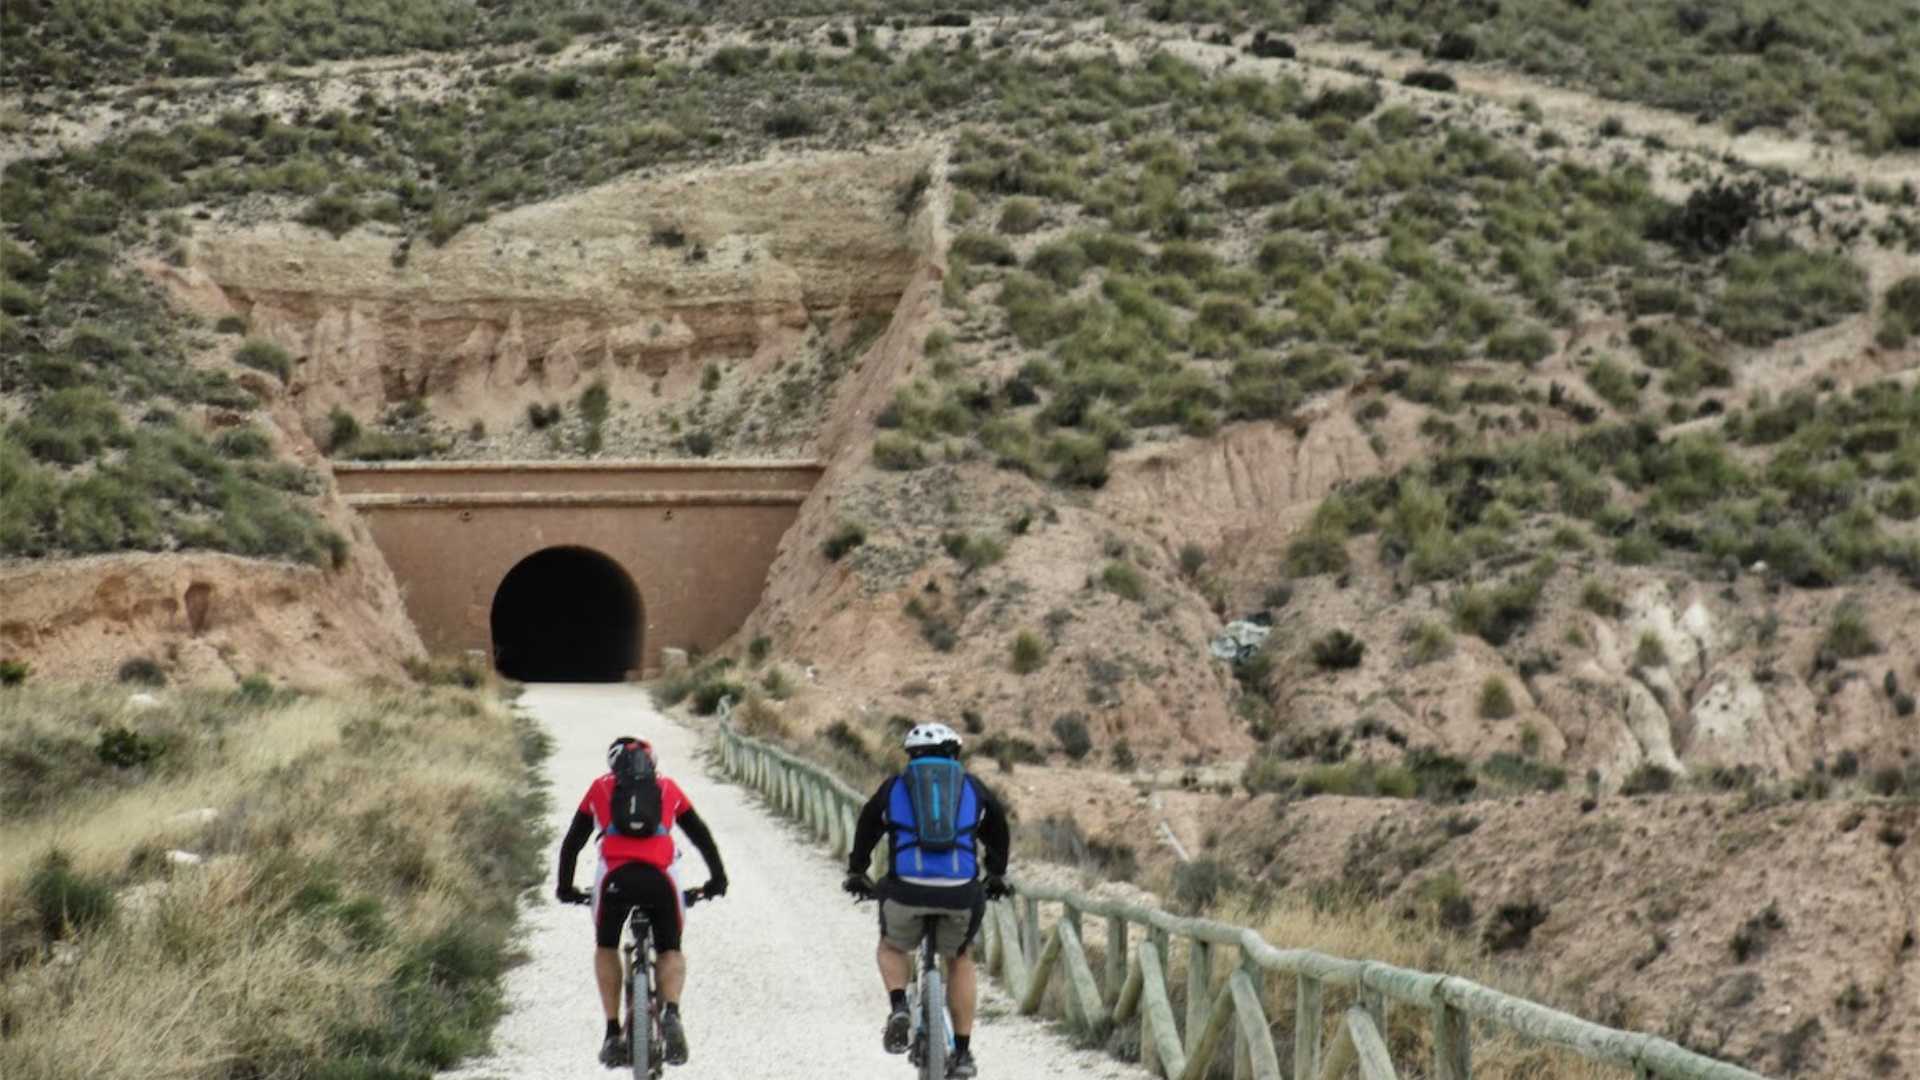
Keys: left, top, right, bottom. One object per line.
{"left": 578, "top": 773, "right": 692, "bottom": 873}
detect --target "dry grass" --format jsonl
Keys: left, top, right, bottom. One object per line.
{"left": 1208, "top": 889, "right": 1616, "bottom": 1080}
{"left": 0, "top": 682, "right": 549, "bottom": 1080}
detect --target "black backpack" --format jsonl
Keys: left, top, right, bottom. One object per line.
{"left": 609, "top": 745, "right": 663, "bottom": 838}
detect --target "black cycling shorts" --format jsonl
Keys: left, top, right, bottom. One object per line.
{"left": 594, "top": 862, "right": 683, "bottom": 952}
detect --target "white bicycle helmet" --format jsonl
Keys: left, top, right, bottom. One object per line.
{"left": 903, "top": 722, "right": 962, "bottom": 757}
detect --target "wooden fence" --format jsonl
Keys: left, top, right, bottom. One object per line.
{"left": 714, "top": 724, "right": 1771, "bottom": 1080}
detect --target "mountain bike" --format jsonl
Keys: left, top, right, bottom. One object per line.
{"left": 905, "top": 911, "right": 955, "bottom": 1080}
{"left": 567, "top": 886, "right": 708, "bottom": 1079}
{"left": 850, "top": 885, "right": 954, "bottom": 1080}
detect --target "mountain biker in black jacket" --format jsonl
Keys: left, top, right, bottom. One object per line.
{"left": 843, "top": 722, "right": 1011, "bottom": 1080}
{"left": 557, "top": 736, "right": 727, "bottom": 1069}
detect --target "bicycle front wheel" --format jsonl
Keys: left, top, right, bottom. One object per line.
{"left": 921, "top": 968, "right": 947, "bottom": 1080}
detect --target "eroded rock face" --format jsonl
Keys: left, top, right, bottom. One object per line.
{"left": 153, "top": 149, "right": 932, "bottom": 434}
{"left": 0, "top": 550, "right": 422, "bottom": 686}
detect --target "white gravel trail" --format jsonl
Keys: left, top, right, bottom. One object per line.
{"left": 447, "top": 684, "right": 1147, "bottom": 1080}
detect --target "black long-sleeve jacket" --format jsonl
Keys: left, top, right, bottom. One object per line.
{"left": 556, "top": 802, "right": 725, "bottom": 892}
{"left": 847, "top": 771, "right": 1009, "bottom": 908}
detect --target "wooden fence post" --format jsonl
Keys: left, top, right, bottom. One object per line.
{"left": 1137, "top": 938, "right": 1186, "bottom": 1080}
{"left": 1106, "top": 914, "right": 1129, "bottom": 1006}
{"left": 1019, "top": 927, "right": 1064, "bottom": 1016}
{"left": 1295, "top": 976, "right": 1324, "bottom": 1080}
{"left": 1023, "top": 895, "right": 1042, "bottom": 964}
{"left": 1229, "top": 969, "right": 1284, "bottom": 1080}
{"left": 1433, "top": 1002, "right": 1471, "bottom": 1080}
{"left": 1176, "top": 977, "right": 1238, "bottom": 1080}
{"left": 1359, "top": 983, "right": 1387, "bottom": 1043}
{"left": 1233, "top": 951, "right": 1257, "bottom": 1080}
{"left": 1057, "top": 919, "right": 1108, "bottom": 1035}
{"left": 1344, "top": 1006, "right": 1398, "bottom": 1080}
{"left": 1187, "top": 939, "right": 1213, "bottom": 1058}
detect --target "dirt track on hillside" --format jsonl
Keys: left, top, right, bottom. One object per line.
{"left": 444, "top": 684, "right": 1144, "bottom": 1080}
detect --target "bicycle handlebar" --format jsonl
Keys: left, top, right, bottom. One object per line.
{"left": 560, "top": 886, "right": 714, "bottom": 907}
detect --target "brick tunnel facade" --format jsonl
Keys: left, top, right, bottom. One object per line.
{"left": 335, "top": 461, "right": 820, "bottom": 679}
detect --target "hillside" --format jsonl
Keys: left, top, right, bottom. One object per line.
{"left": 5, "top": 4, "right": 1920, "bottom": 1078}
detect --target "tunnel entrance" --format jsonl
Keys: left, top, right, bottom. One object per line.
{"left": 490, "top": 546, "right": 642, "bottom": 682}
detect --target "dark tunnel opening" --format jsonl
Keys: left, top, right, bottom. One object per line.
{"left": 490, "top": 546, "right": 642, "bottom": 682}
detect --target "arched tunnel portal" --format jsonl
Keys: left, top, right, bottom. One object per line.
{"left": 490, "top": 546, "right": 642, "bottom": 682}
{"left": 333, "top": 461, "right": 822, "bottom": 678}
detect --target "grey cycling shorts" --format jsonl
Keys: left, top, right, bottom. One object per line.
{"left": 879, "top": 899, "right": 985, "bottom": 958}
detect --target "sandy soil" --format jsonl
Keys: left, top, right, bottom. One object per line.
{"left": 445, "top": 683, "right": 1145, "bottom": 1080}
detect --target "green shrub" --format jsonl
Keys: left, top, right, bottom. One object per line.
{"left": 1634, "top": 631, "right": 1668, "bottom": 669}
{"left": 941, "top": 531, "right": 1005, "bottom": 572}
{"left": 1310, "top": 629, "right": 1365, "bottom": 671}
{"left": 690, "top": 680, "right": 746, "bottom": 716}
{"left": 216, "top": 426, "right": 272, "bottom": 459}
{"left": 1451, "top": 570, "right": 1548, "bottom": 646}
{"left": 1711, "top": 240, "right": 1869, "bottom": 346}
{"left": 0, "top": 659, "right": 29, "bottom": 685}
{"left": 997, "top": 198, "right": 1045, "bottom": 235}
{"left": 1405, "top": 621, "right": 1453, "bottom": 665}
{"left": 872, "top": 433, "right": 928, "bottom": 471}
{"left": 16, "top": 387, "right": 126, "bottom": 465}
{"left": 821, "top": 522, "right": 866, "bottom": 561}
{"left": 1101, "top": 562, "right": 1145, "bottom": 602}
{"left": 1586, "top": 358, "right": 1639, "bottom": 412}
{"left": 1619, "top": 763, "right": 1677, "bottom": 796}
{"left": 1178, "top": 542, "right": 1207, "bottom": 578}
{"left": 1486, "top": 323, "right": 1555, "bottom": 364}
{"left": 234, "top": 340, "right": 293, "bottom": 381}
{"left": 951, "top": 231, "right": 1017, "bottom": 267}
{"left": 325, "top": 408, "right": 362, "bottom": 452}
{"left": 300, "top": 193, "right": 365, "bottom": 237}
{"left": 27, "top": 850, "right": 115, "bottom": 940}
{"left": 1482, "top": 753, "right": 1567, "bottom": 793}
{"left": 1823, "top": 600, "right": 1878, "bottom": 659}
{"left": 1010, "top": 631, "right": 1048, "bottom": 675}
{"left": 1171, "top": 857, "right": 1241, "bottom": 914}
{"left": 1478, "top": 677, "right": 1516, "bottom": 719}
{"left": 764, "top": 106, "right": 816, "bottom": 139}
{"left": 116, "top": 656, "right": 167, "bottom": 687}
{"left": 1880, "top": 275, "right": 1920, "bottom": 347}
{"left": 1027, "top": 239, "right": 1089, "bottom": 288}
{"left": 1045, "top": 432, "right": 1108, "bottom": 488}
{"left": 578, "top": 380, "right": 610, "bottom": 425}
{"left": 1051, "top": 713, "right": 1093, "bottom": 760}
{"left": 1579, "top": 579, "right": 1622, "bottom": 617}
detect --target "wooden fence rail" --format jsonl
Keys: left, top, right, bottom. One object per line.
{"left": 714, "top": 725, "right": 1772, "bottom": 1080}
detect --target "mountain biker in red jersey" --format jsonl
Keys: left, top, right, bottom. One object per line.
{"left": 844, "top": 722, "right": 1012, "bottom": 1079}
{"left": 558, "top": 736, "right": 727, "bottom": 1069}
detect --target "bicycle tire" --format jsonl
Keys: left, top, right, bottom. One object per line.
{"left": 628, "top": 962, "right": 653, "bottom": 1080}
{"left": 922, "top": 967, "right": 947, "bottom": 1080}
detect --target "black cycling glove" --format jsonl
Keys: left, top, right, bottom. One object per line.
{"left": 705, "top": 874, "right": 729, "bottom": 899}
{"left": 557, "top": 884, "right": 590, "bottom": 905}
{"left": 842, "top": 873, "right": 876, "bottom": 900}
{"left": 983, "top": 875, "right": 1013, "bottom": 901}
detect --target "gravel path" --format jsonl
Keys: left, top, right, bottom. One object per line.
{"left": 447, "top": 684, "right": 1147, "bottom": 1080}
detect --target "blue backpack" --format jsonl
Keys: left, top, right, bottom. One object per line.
{"left": 887, "top": 757, "right": 981, "bottom": 882}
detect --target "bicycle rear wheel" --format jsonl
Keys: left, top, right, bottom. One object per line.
{"left": 628, "top": 964, "right": 653, "bottom": 1080}
{"left": 921, "top": 967, "right": 947, "bottom": 1080}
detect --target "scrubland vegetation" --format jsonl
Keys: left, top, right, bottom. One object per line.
{"left": 1153, "top": 0, "right": 1920, "bottom": 152}
{"left": 0, "top": 680, "right": 546, "bottom": 1080}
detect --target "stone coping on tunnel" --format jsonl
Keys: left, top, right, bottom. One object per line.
{"left": 333, "top": 459, "right": 824, "bottom": 497}
{"left": 342, "top": 490, "right": 811, "bottom": 509}
{"left": 331, "top": 458, "right": 823, "bottom": 473}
